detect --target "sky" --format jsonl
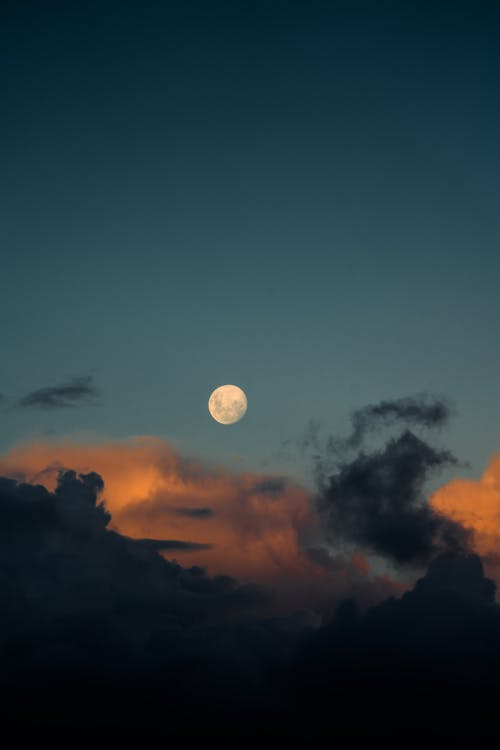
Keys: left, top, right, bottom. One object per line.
{"left": 1, "top": 0, "right": 500, "bottom": 740}
{"left": 1, "top": 0, "right": 500, "bottom": 480}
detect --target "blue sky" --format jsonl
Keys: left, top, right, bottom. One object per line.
{"left": 1, "top": 0, "right": 499, "bottom": 483}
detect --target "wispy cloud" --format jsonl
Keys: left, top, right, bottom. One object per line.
{"left": 250, "top": 478, "right": 287, "bottom": 498}
{"left": 16, "top": 376, "right": 100, "bottom": 409}
{"left": 172, "top": 507, "right": 214, "bottom": 519}
{"left": 135, "top": 537, "right": 213, "bottom": 551}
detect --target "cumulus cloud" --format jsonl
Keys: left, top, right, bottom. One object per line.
{"left": 0, "top": 430, "right": 499, "bottom": 739}
{"left": 0, "top": 470, "right": 263, "bottom": 639}
{"left": 0, "top": 469, "right": 301, "bottom": 733}
{"left": 431, "top": 453, "right": 500, "bottom": 558}
{"left": 293, "top": 552, "right": 500, "bottom": 739}
{"left": 0, "top": 437, "right": 401, "bottom": 616}
{"left": 430, "top": 453, "right": 500, "bottom": 595}
{"left": 15, "top": 375, "right": 100, "bottom": 409}
{"left": 1, "top": 468, "right": 496, "bottom": 743}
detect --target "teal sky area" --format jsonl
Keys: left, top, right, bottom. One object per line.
{"left": 1, "top": 1, "right": 499, "bottom": 484}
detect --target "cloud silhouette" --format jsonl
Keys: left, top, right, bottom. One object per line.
{"left": 314, "top": 396, "right": 469, "bottom": 566}
{"left": 293, "top": 552, "right": 500, "bottom": 739}
{"left": 319, "top": 430, "right": 468, "bottom": 565}
{"left": 0, "top": 438, "right": 327, "bottom": 602}
{"left": 343, "top": 393, "right": 452, "bottom": 448}
{"left": 0, "top": 469, "right": 271, "bottom": 657}
{"left": 0, "top": 460, "right": 498, "bottom": 740}
{"left": 0, "top": 469, "right": 307, "bottom": 736}
{"left": 0, "top": 396, "right": 497, "bottom": 740}
{"left": 16, "top": 376, "right": 100, "bottom": 409}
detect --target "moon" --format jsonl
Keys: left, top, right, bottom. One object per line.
{"left": 208, "top": 384, "right": 248, "bottom": 425}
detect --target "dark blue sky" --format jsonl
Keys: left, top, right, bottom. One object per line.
{"left": 1, "top": 0, "right": 499, "bottom": 480}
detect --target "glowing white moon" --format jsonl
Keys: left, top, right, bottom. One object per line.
{"left": 208, "top": 384, "right": 248, "bottom": 425}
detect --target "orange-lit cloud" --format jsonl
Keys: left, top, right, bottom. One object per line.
{"left": 0, "top": 436, "right": 400, "bottom": 614}
{"left": 431, "top": 453, "right": 500, "bottom": 597}
{"left": 431, "top": 454, "right": 500, "bottom": 562}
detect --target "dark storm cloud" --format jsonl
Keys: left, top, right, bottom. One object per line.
{"left": 1, "top": 471, "right": 500, "bottom": 740}
{"left": 293, "top": 553, "right": 500, "bottom": 739}
{"left": 16, "top": 375, "right": 100, "bottom": 409}
{"left": 316, "top": 396, "right": 468, "bottom": 566}
{"left": 0, "top": 397, "right": 490, "bottom": 738}
{"left": 0, "top": 470, "right": 267, "bottom": 641}
{"left": 319, "top": 429, "right": 467, "bottom": 565}
{"left": 0, "top": 469, "right": 302, "bottom": 734}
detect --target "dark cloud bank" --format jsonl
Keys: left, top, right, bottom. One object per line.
{"left": 1, "top": 396, "right": 499, "bottom": 741}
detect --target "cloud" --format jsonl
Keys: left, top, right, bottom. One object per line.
{"left": 0, "top": 469, "right": 269, "bottom": 646}
{"left": 315, "top": 396, "right": 469, "bottom": 566}
{"left": 171, "top": 506, "right": 214, "bottom": 518}
{"left": 0, "top": 468, "right": 304, "bottom": 735}
{"left": 430, "top": 453, "right": 500, "bottom": 590}
{"left": 16, "top": 375, "right": 100, "bottom": 409}
{"left": 1, "top": 467, "right": 496, "bottom": 743}
{"left": 282, "top": 394, "right": 453, "bottom": 475}
{"left": 344, "top": 393, "right": 452, "bottom": 448}
{"left": 293, "top": 552, "right": 500, "bottom": 739}
{"left": 0, "top": 460, "right": 498, "bottom": 739}
{"left": 0, "top": 467, "right": 355, "bottom": 738}
{"left": 135, "top": 537, "right": 213, "bottom": 551}
{"left": 431, "top": 453, "right": 500, "bottom": 557}
{"left": 250, "top": 477, "right": 287, "bottom": 498}
{"left": 319, "top": 430, "right": 467, "bottom": 565}
{"left": 0, "top": 437, "right": 401, "bottom": 616}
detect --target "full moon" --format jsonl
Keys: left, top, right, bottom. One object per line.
{"left": 208, "top": 384, "right": 248, "bottom": 425}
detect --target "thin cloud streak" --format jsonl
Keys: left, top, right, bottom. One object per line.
{"left": 15, "top": 375, "right": 100, "bottom": 409}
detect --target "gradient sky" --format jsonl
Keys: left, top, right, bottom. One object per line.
{"left": 2, "top": 0, "right": 499, "bottom": 482}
